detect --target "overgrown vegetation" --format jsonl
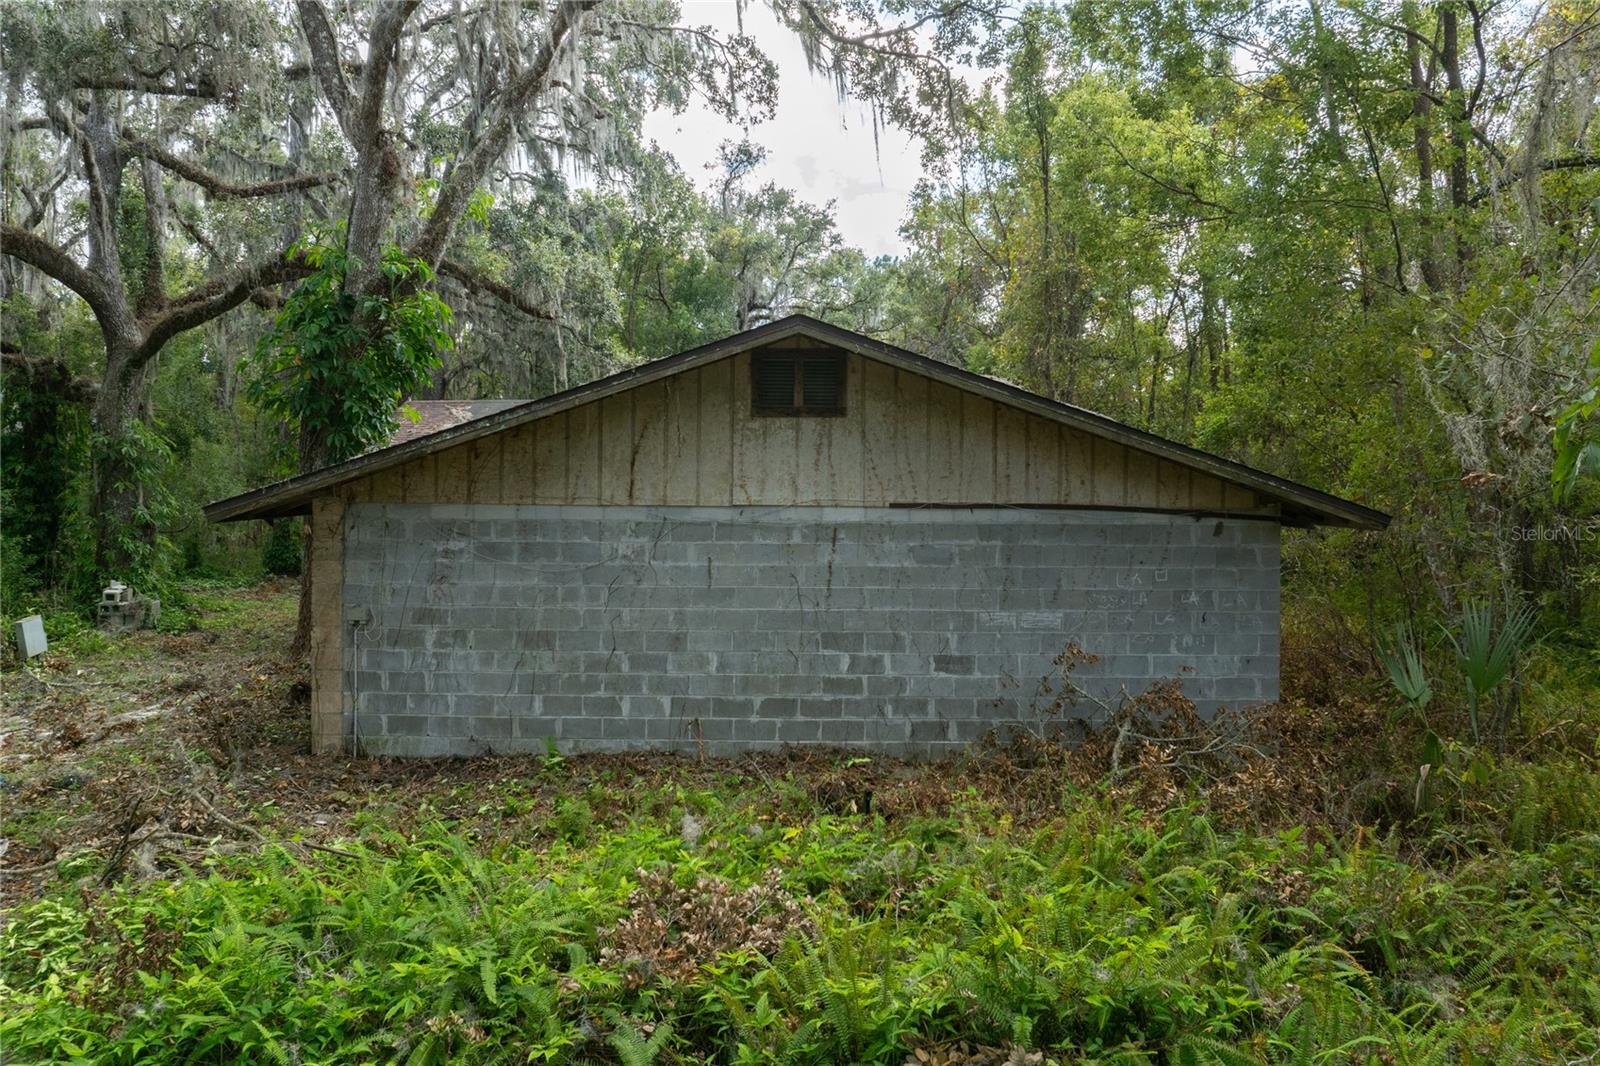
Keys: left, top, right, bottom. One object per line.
{"left": 246, "top": 224, "right": 454, "bottom": 471}
{"left": 3, "top": 587, "right": 1598, "bottom": 1063}
{"left": 2, "top": 1, "right": 1598, "bottom": 1059}
{"left": 5, "top": 1, "right": 1598, "bottom": 620}
{"left": 9, "top": 798, "right": 1597, "bottom": 1065}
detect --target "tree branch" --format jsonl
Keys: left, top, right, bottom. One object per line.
{"left": 1469, "top": 153, "right": 1600, "bottom": 205}
{"left": 1101, "top": 136, "right": 1234, "bottom": 217}
{"left": 437, "top": 258, "right": 556, "bottom": 321}
{"left": 0, "top": 224, "right": 120, "bottom": 325}
{"left": 173, "top": 212, "right": 221, "bottom": 263}
{"left": 790, "top": 0, "right": 969, "bottom": 100}
{"left": 796, "top": 1, "right": 975, "bottom": 46}
{"left": 124, "top": 138, "right": 337, "bottom": 199}
{"left": 295, "top": 0, "right": 356, "bottom": 138}
{"left": 138, "top": 253, "right": 311, "bottom": 359}
{"left": 1533, "top": 152, "right": 1600, "bottom": 173}
{"left": 75, "top": 95, "right": 128, "bottom": 297}
{"left": 407, "top": 0, "right": 599, "bottom": 270}
{"left": 69, "top": 73, "right": 219, "bottom": 98}
{"left": 1465, "top": 1, "right": 1488, "bottom": 119}
{"left": 17, "top": 165, "right": 70, "bottom": 230}
{"left": 354, "top": 1, "right": 420, "bottom": 151}
{"left": 0, "top": 352, "right": 99, "bottom": 401}
{"left": 136, "top": 157, "right": 167, "bottom": 317}
{"left": 282, "top": 58, "right": 365, "bottom": 81}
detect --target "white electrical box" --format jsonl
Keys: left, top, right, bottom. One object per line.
{"left": 13, "top": 615, "right": 47, "bottom": 659}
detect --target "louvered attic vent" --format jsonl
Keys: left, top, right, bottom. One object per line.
{"left": 750, "top": 349, "right": 847, "bottom": 416}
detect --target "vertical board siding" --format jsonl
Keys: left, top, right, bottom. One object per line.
{"left": 829, "top": 356, "right": 866, "bottom": 503}
{"left": 1024, "top": 417, "right": 1058, "bottom": 502}
{"left": 1125, "top": 448, "right": 1161, "bottom": 509}
{"left": 531, "top": 414, "right": 562, "bottom": 501}
{"left": 469, "top": 437, "right": 502, "bottom": 502}
{"left": 631, "top": 382, "right": 668, "bottom": 506}
{"left": 434, "top": 445, "right": 469, "bottom": 505}
{"left": 567, "top": 402, "right": 600, "bottom": 504}
{"left": 1191, "top": 467, "right": 1225, "bottom": 510}
{"left": 502, "top": 424, "right": 535, "bottom": 505}
{"left": 598, "top": 394, "right": 632, "bottom": 506}
{"left": 958, "top": 392, "right": 995, "bottom": 502}
{"left": 663, "top": 372, "right": 699, "bottom": 505}
{"left": 401, "top": 451, "right": 434, "bottom": 503}
{"left": 1091, "top": 435, "right": 1124, "bottom": 507}
{"left": 793, "top": 402, "right": 830, "bottom": 505}
{"left": 699, "top": 359, "right": 735, "bottom": 506}
{"left": 860, "top": 358, "right": 897, "bottom": 503}
{"left": 1064, "top": 429, "right": 1094, "bottom": 502}
{"left": 924, "top": 375, "right": 963, "bottom": 503}
{"left": 1158, "top": 460, "right": 1190, "bottom": 511}
{"left": 894, "top": 370, "right": 928, "bottom": 501}
{"left": 341, "top": 344, "right": 1278, "bottom": 517}
{"left": 994, "top": 406, "right": 1029, "bottom": 501}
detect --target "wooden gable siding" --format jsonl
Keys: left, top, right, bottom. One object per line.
{"left": 338, "top": 346, "right": 1274, "bottom": 515}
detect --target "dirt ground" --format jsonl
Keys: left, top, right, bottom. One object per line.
{"left": 1, "top": 581, "right": 1409, "bottom": 906}
{"left": 0, "top": 583, "right": 1021, "bottom": 903}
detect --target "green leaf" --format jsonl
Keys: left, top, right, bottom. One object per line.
{"left": 480, "top": 955, "right": 499, "bottom": 1005}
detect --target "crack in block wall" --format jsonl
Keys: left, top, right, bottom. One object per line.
{"left": 341, "top": 503, "right": 1280, "bottom": 757}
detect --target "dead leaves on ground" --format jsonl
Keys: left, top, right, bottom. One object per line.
{"left": 904, "top": 1040, "right": 1048, "bottom": 1065}
{"left": 2, "top": 597, "right": 1418, "bottom": 903}
{"left": 599, "top": 865, "right": 813, "bottom": 988}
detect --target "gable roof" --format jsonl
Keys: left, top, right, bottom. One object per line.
{"left": 383, "top": 399, "right": 527, "bottom": 448}
{"left": 206, "top": 315, "right": 1389, "bottom": 529}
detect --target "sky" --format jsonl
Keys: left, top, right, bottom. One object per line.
{"left": 640, "top": 1, "right": 929, "bottom": 259}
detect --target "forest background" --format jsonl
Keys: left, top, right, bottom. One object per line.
{"left": 2, "top": 0, "right": 1598, "bottom": 643}
{"left": 6, "top": 5, "right": 1600, "bottom": 1061}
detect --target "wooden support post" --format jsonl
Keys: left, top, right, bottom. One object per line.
{"left": 308, "top": 495, "right": 348, "bottom": 755}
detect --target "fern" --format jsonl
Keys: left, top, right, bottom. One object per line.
{"left": 605, "top": 1012, "right": 672, "bottom": 1066}
{"left": 1172, "top": 1035, "right": 1264, "bottom": 1066}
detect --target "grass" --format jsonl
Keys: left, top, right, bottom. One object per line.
{"left": 2, "top": 586, "right": 1598, "bottom": 1064}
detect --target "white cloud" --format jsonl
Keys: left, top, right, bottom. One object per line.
{"left": 641, "top": 1, "right": 926, "bottom": 259}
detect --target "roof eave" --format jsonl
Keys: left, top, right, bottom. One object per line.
{"left": 205, "top": 320, "right": 825, "bottom": 523}
{"left": 205, "top": 315, "right": 1391, "bottom": 530}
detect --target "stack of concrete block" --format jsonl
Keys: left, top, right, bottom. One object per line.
{"left": 97, "top": 582, "right": 160, "bottom": 632}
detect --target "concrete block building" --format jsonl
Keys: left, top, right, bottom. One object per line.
{"left": 208, "top": 317, "right": 1387, "bottom": 757}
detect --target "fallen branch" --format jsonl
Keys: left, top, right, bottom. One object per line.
{"left": 174, "top": 739, "right": 362, "bottom": 861}
{"left": 21, "top": 666, "right": 109, "bottom": 690}
{"left": 0, "top": 859, "right": 58, "bottom": 878}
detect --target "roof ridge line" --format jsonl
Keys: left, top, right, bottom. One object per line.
{"left": 206, "top": 315, "right": 1389, "bottom": 529}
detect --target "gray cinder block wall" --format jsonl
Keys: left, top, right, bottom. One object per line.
{"left": 340, "top": 504, "right": 1280, "bottom": 757}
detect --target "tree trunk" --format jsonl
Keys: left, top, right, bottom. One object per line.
{"left": 1179, "top": 300, "right": 1198, "bottom": 433}
{"left": 623, "top": 254, "right": 644, "bottom": 351}
{"left": 1408, "top": 28, "right": 1444, "bottom": 291}
{"left": 1036, "top": 107, "right": 1056, "bottom": 400}
{"left": 1440, "top": 4, "right": 1471, "bottom": 268}
{"left": 1309, "top": 0, "right": 1345, "bottom": 149}
{"left": 1145, "top": 332, "right": 1161, "bottom": 430}
{"left": 1201, "top": 280, "right": 1224, "bottom": 391}
{"left": 291, "top": 531, "right": 317, "bottom": 659}
{"left": 91, "top": 338, "right": 156, "bottom": 582}
{"left": 289, "top": 419, "right": 335, "bottom": 658}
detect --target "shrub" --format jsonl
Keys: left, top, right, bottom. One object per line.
{"left": 259, "top": 518, "right": 303, "bottom": 577}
